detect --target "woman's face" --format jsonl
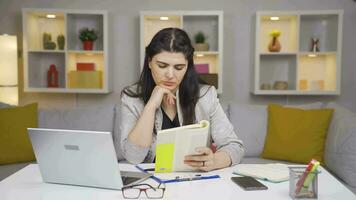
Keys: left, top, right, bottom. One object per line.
{"left": 149, "top": 51, "right": 188, "bottom": 92}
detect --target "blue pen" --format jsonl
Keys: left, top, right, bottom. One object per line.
{"left": 135, "top": 165, "right": 163, "bottom": 183}
{"left": 163, "top": 175, "right": 220, "bottom": 183}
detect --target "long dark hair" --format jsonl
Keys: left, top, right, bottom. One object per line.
{"left": 122, "top": 28, "right": 201, "bottom": 125}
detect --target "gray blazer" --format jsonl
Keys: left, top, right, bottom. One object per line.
{"left": 119, "top": 85, "right": 244, "bottom": 165}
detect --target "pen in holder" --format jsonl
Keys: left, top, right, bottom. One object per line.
{"left": 289, "top": 167, "right": 320, "bottom": 199}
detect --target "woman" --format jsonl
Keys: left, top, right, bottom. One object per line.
{"left": 120, "top": 28, "right": 244, "bottom": 171}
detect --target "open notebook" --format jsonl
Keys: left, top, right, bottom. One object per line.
{"left": 155, "top": 120, "right": 210, "bottom": 173}
{"left": 233, "top": 163, "right": 289, "bottom": 183}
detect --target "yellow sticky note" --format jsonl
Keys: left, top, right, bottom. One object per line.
{"left": 155, "top": 143, "right": 174, "bottom": 173}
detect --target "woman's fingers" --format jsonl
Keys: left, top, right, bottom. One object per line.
{"left": 184, "top": 147, "right": 215, "bottom": 171}
{"left": 168, "top": 94, "right": 176, "bottom": 105}
{"left": 184, "top": 154, "right": 210, "bottom": 162}
{"left": 160, "top": 87, "right": 176, "bottom": 105}
{"left": 184, "top": 160, "right": 202, "bottom": 166}
{"left": 148, "top": 85, "right": 176, "bottom": 108}
{"left": 195, "top": 147, "right": 211, "bottom": 155}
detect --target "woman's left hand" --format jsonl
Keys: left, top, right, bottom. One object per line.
{"left": 184, "top": 147, "right": 216, "bottom": 172}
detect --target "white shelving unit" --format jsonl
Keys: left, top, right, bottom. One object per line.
{"left": 22, "top": 8, "right": 110, "bottom": 93}
{"left": 140, "top": 11, "right": 223, "bottom": 93}
{"left": 253, "top": 10, "right": 343, "bottom": 95}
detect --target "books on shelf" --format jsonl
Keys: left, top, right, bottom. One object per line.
{"left": 194, "top": 63, "right": 209, "bottom": 74}
{"left": 233, "top": 163, "right": 289, "bottom": 183}
{"left": 155, "top": 120, "right": 210, "bottom": 173}
{"left": 68, "top": 71, "right": 102, "bottom": 89}
{"left": 76, "top": 63, "right": 95, "bottom": 71}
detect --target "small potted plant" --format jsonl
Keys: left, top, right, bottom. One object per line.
{"left": 194, "top": 31, "right": 209, "bottom": 51}
{"left": 79, "top": 27, "right": 98, "bottom": 50}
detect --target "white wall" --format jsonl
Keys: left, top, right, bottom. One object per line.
{"left": 0, "top": 0, "right": 355, "bottom": 111}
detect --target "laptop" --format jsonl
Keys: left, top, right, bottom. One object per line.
{"left": 27, "top": 128, "right": 151, "bottom": 190}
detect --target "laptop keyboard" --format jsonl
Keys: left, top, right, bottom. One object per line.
{"left": 121, "top": 176, "right": 141, "bottom": 186}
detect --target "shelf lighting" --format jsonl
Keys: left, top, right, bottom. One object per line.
{"left": 0, "top": 35, "right": 18, "bottom": 105}
{"left": 270, "top": 16, "right": 279, "bottom": 21}
{"left": 46, "top": 14, "right": 56, "bottom": 19}
{"left": 160, "top": 16, "right": 169, "bottom": 21}
{"left": 196, "top": 53, "right": 204, "bottom": 57}
{"left": 308, "top": 54, "right": 317, "bottom": 58}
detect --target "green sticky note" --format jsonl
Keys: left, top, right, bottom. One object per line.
{"left": 155, "top": 143, "right": 174, "bottom": 173}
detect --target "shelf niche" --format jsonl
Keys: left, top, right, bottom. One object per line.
{"left": 299, "top": 14, "right": 339, "bottom": 52}
{"left": 140, "top": 11, "right": 223, "bottom": 93}
{"left": 298, "top": 54, "right": 337, "bottom": 91}
{"left": 183, "top": 15, "right": 219, "bottom": 51}
{"left": 67, "top": 14, "right": 104, "bottom": 51}
{"left": 259, "top": 15, "right": 298, "bottom": 53}
{"left": 28, "top": 52, "right": 65, "bottom": 88}
{"left": 25, "top": 11, "right": 65, "bottom": 51}
{"left": 259, "top": 54, "right": 297, "bottom": 91}
{"left": 143, "top": 15, "right": 182, "bottom": 47}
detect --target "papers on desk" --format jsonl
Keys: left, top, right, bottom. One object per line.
{"left": 136, "top": 165, "right": 220, "bottom": 183}
{"left": 233, "top": 163, "right": 289, "bottom": 183}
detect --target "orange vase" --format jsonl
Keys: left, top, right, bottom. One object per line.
{"left": 268, "top": 36, "right": 281, "bottom": 52}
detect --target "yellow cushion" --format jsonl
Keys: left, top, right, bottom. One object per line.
{"left": 261, "top": 104, "right": 334, "bottom": 164}
{"left": 0, "top": 103, "right": 38, "bottom": 164}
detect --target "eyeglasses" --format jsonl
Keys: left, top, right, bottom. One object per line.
{"left": 122, "top": 183, "right": 166, "bottom": 199}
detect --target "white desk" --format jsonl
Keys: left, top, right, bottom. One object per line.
{"left": 0, "top": 164, "right": 355, "bottom": 200}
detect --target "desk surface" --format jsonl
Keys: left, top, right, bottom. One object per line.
{"left": 0, "top": 164, "right": 355, "bottom": 200}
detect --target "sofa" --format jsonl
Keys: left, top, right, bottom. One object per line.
{"left": 0, "top": 101, "right": 355, "bottom": 194}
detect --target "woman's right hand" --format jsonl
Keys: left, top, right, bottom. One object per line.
{"left": 146, "top": 85, "right": 176, "bottom": 109}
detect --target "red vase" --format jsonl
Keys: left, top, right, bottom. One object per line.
{"left": 83, "top": 40, "right": 94, "bottom": 50}
{"left": 47, "top": 64, "right": 59, "bottom": 87}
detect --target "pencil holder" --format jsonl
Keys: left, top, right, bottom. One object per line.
{"left": 289, "top": 167, "right": 319, "bottom": 199}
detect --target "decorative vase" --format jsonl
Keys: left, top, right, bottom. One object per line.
{"left": 57, "top": 34, "right": 65, "bottom": 50}
{"left": 43, "top": 33, "right": 56, "bottom": 50}
{"left": 194, "top": 43, "right": 209, "bottom": 51}
{"left": 83, "top": 40, "right": 94, "bottom": 50}
{"left": 43, "top": 32, "right": 51, "bottom": 49}
{"left": 47, "top": 64, "right": 59, "bottom": 88}
{"left": 310, "top": 37, "right": 320, "bottom": 52}
{"left": 260, "top": 83, "right": 271, "bottom": 90}
{"left": 268, "top": 36, "right": 281, "bottom": 52}
{"left": 273, "top": 81, "right": 288, "bottom": 90}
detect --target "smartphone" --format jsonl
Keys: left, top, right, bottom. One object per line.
{"left": 231, "top": 176, "right": 268, "bottom": 191}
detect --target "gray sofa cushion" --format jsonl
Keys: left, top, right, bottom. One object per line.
{"left": 0, "top": 105, "right": 119, "bottom": 181}
{"left": 228, "top": 102, "right": 323, "bottom": 157}
{"left": 113, "top": 105, "right": 125, "bottom": 161}
{"left": 324, "top": 102, "right": 356, "bottom": 188}
{"left": 38, "top": 104, "right": 122, "bottom": 160}
{"left": 38, "top": 104, "right": 116, "bottom": 132}
{"left": 229, "top": 104, "right": 267, "bottom": 157}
